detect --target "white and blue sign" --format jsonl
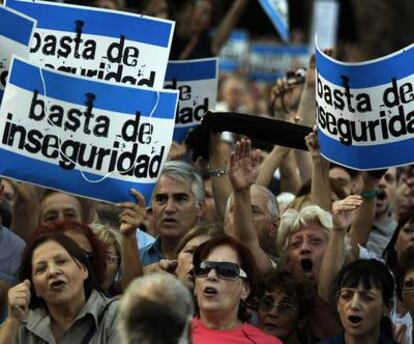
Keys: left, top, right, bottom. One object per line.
{"left": 249, "top": 43, "right": 308, "bottom": 82}
{"left": 219, "top": 30, "right": 249, "bottom": 73}
{"left": 0, "top": 6, "right": 36, "bottom": 102}
{"left": 257, "top": 0, "right": 289, "bottom": 41}
{"left": 0, "top": 57, "right": 179, "bottom": 204}
{"left": 316, "top": 43, "right": 414, "bottom": 170}
{"left": 164, "top": 58, "right": 218, "bottom": 143}
{"left": 5, "top": 0, "right": 175, "bottom": 88}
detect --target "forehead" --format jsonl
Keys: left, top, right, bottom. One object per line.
{"left": 41, "top": 193, "right": 82, "bottom": 212}
{"left": 340, "top": 283, "right": 382, "bottom": 295}
{"left": 290, "top": 224, "right": 325, "bottom": 240}
{"left": 32, "top": 240, "right": 67, "bottom": 263}
{"left": 251, "top": 187, "right": 270, "bottom": 209}
{"left": 206, "top": 244, "right": 240, "bottom": 264}
{"left": 329, "top": 167, "right": 351, "bottom": 182}
{"left": 154, "top": 175, "right": 194, "bottom": 196}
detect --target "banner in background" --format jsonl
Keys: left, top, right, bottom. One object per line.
{"left": 219, "top": 30, "right": 249, "bottom": 73}
{"left": 257, "top": 0, "right": 289, "bottom": 41}
{"left": 0, "top": 57, "right": 179, "bottom": 204}
{"left": 310, "top": 0, "right": 339, "bottom": 50}
{"left": 316, "top": 43, "right": 414, "bottom": 170}
{"left": 5, "top": 0, "right": 175, "bottom": 88}
{"left": 248, "top": 43, "right": 308, "bottom": 82}
{"left": 164, "top": 58, "right": 218, "bottom": 143}
{"left": 0, "top": 6, "right": 36, "bottom": 102}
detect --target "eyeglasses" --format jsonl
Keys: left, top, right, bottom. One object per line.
{"left": 193, "top": 261, "right": 247, "bottom": 280}
{"left": 402, "top": 279, "right": 414, "bottom": 292}
{"left": 105, "top": 254, "right": 120, "bottom": 266}
{"left": 259, "top": 297, "right": 298, "bottom": 315}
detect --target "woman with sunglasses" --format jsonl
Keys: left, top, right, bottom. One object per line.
{"left": 192, "top": 235, "right": 282, "bottom": 343}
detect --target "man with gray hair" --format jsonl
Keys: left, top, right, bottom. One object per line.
{"left": 140, "top": 160, "right": 205, "bottom": 266}
{"left": 119, "top": 272, "right": 193, "bottom": 344}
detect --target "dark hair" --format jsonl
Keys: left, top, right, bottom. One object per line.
{"left": 396, "top": 246, "right": 414, "bottom": 299}
{"left": 259, "top": 269, "right": 316, "bottom": 321}
{"left": 175, "top": 223, "right": 224, "bottom": 255}
{"left": 335, "top": 259, "right": 394, "bottom": 338}
{"left": 193, "top": 235, "right": 258, "bottom": 322}
{"left": 19, "top": 231, "right": 96, "bottom": 309}
{"left": 32, "top": 221, "right": 107, "bottom": 288}
{"left": 382, "top": 215, "right": 414, "bottom": 279}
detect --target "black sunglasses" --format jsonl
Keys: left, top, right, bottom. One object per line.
{"left": 193, "top": 261, "right": 247, "bottom": 280}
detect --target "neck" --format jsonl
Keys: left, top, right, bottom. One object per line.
{"left": 200, "top": 310, "right": 241, "bottom": 330}
{"left": 375, "top": 209, "right": 390, "bottom": 223}
{"left": 48, "top": 291, "right": 86, "bottom": 337}
{"left": 344, "top": 328, "right": 380, "bottom": 344}
{"left": 161, "top": 237, "right": 180, "bottom": 260}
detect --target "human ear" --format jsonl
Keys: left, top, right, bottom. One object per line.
{"left": 241, "top": 281, "right": 250, "bottom": 301}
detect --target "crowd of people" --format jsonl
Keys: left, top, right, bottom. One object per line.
{"left": 0, "top": 0, "right": 413, "bottom": 343}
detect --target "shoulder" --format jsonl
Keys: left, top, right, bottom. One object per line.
{"left": 240, "top": 323, "right": 283, "bottom": 343}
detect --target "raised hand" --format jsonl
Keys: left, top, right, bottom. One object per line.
{"left": 117, "top": 189, "right": 146, "bottom": 236}
{"left": 332, "top": 195, "right": 363, "bottom": 231}
{"left": 305, "top": 127, "right": 321, "bottom": 160}
{"left": 8, "top": 280, "right": 31, "bottom": 322}
{"left": 228, "top": 139, "right": 261, "bottom": 192}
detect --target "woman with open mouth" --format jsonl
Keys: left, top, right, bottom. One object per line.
{"left": 2, "top": 231, "right": 119, "bottom": 343}
{"left": 320, "top": 259, "right": 397, "bottom": 344}
{"left": 191, "top": 235, "right": 282, "bottom": 343}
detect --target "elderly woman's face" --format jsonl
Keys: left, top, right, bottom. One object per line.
{"left": 31, "top": 240, "right": 88, "bottom": 307}
{"left": 176, "top": 234, "right": 211, "bottom": 289}
{"left": 337, "top": 283, "right": 385, "bottom": 339}
{"left": 258, "top": 289, "right": 300, "bottom": 340}
{"left": 287, "top": 224, "right": 327, "bottom": 282}
{"left": 194, "top": 244, "right": 250, "bottom": 321}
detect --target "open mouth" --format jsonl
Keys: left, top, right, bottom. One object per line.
{"left": 50, "top": 280, "right": 65, "bottom": 290}
{"left": 301, "top": 259, "right": 313, "bottom": 273}
{"left": 203, "top": 286, "right": 218, "bottom": 296}
{"left": 377, "top": 190, "right": 386, "bottom": 200}
{"left": 348, "top": 315, "right": 362, "bottom": 324}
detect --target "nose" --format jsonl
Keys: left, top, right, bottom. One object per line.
{"left": 299, "top": 240, "right": 311, "bottom": 254}
{"left": 164, "top": 198, "right": 176, "bottom": 213}
{"left": 206, "top": 267, "right": 218, "bottom": 280}
{"left": 47, "top": 262, "right": 60, "bottom": 277}
{"left": 350, "top": 293, "right": 361, "bottom": 311}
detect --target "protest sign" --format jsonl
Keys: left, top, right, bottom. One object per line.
{"left": 310, "top": 0, "right": 339, "bottom": 50}
{"left": 5, "top": 0, "right": 174, "bottom": 88}
{"left": 316, "top": 43, "right": 414, "bottom": 170}
{"left": 164, "top": 58, "right": 218, "bottom": 143}
{"left": 0, "top": 6, "right": 36, "bottom": 102}
{"left": 248, "top": 43, "right": 308, "bottom": 82}
{"left": 219, "top": 30, "right": 249, "bottom": 73}
{"left": 257, "top": 0, "right": 289, "bottom": 41}
{"left": 0, "top": 57, "right": 178, "bottom": 204}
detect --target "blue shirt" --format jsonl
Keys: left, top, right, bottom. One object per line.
{"left": 139, "top": 237, "right": 164, "bottom": 266}
{"left": 135, "top": 228, "right": 155, "bottom": 249}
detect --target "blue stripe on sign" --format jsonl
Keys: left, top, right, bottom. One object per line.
{"left": 250, "top": 44, "right": 308, "bottom": 55}
{"left": 6, "top": 0, "right": 173, "bottom": 48}
{"left": 258, "top": 0, "right": 289, "bottom": 41}
{"left": 316, "top": 44, "right": 414, "bottom": 89}
{"left": 0, "top": 89, "right": 4, "bottom": 105}
{"left": 318, "top": 130, "right": 414, "bottom": 170}
{"left": 0, "top": 7, "right": 35, "bottom": 45}
{"left": 9, "top": 58, "right": 178, "bottom": 119}
{"left": 228, "top": 30, "right": 249, "bottom": 41}
{"left": 165, "top": 59, "right": 217, "bottom": 81}
{"left": 0, "top": 148, "right": 156, "bottom": 205}
{"left": 173, "top": 125, "right": 198, "bottom": 143}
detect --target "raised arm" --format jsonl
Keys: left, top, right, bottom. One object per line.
{"left": 208, "top": 133, "right": 233, "bottom": 221}
{"left": 117, "top": 189, "right": 145, "bottom": 290}
{"left": 228, "top": 139, "right": 273, "bottom": 275}
{"left": 305, "top": 129, "right": 331, "bottom": 211}
{"left": 318, "top": 196, "right": 362, "bottom": 303}
{"left": 0, "top": 280, "right": 31, "bottom": 344}
{"left": 255, "top": 145, "right": 290, "bottom": 188}
{"left": 211, "top": 0, "right": 248, "bottom": 55}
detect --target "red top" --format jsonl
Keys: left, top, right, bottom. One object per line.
{"left": 192, "top": 317, "right": 283, "bottom": 344}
